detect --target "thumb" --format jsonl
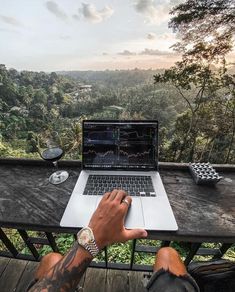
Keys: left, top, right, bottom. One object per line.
{"left": 124, "top": 228, "right": 148, "bottom": 240}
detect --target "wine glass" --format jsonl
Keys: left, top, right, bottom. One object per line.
{"left": 41, "top": 131, "right": 69, "bottom": 185}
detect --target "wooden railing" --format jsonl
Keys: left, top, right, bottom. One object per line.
{"left": 0, "top": 227, "right": 234, "bottom": 271}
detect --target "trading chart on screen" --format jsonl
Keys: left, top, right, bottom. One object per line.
{"left": 83, "top": 121, "right": 158, "bottom": 169}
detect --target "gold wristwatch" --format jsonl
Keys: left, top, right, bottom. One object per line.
{"left": 77, "top": 227, "right": 99, "bottom": 258}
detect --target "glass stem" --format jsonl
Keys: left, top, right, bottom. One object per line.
{"left": 53, "top": 160, "right": 58, "bottom": 171}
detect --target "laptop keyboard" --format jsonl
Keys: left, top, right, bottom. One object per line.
{"left": 83, "top": 175, "right": 156, "bottom": 197}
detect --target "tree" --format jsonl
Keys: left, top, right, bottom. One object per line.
{"left": 154, "top": 0, "right": 235, "bottom": 163}
{"left": 169, "top": 0, "right": 235, "bottom": 64}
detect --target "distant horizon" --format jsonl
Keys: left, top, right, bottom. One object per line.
{"left": 2, "top": 54, "right": 181, "bottom": 72}
{"left": 2, "top": 63, "right": 174, "bottom": 73}
{"left": 3, "top": 55, "right": 235, "bottom": 73}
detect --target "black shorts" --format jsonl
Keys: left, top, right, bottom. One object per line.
{"left": 145, "top": 268, "right": 200, "bottom": 292}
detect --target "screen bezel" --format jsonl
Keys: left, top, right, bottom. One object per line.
{"left": 82, "top": 120, "right": 159, "bottom": 171}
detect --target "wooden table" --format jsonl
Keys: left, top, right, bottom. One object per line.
{"left": 0, "top": 158, "right": 234, "bottom": 268}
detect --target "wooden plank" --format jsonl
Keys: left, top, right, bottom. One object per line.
{"left": 129, "top": 271, "right": 150, "bottom": 292}
{"left": 15, "top": 261, "right": 38, "bottom": 292}
{"left": 106, "top": 269, "right": 129, "bottom": 292}
{"left": 15, "top": 260, "right": 85, "bottom": 292}
{"left": 83, "top": 268, "right": 106, "bottom": 292}
{"left": 0, "top": 258, "right": 27, "bottom": 292}
{"left": 0, "top": 257, "right": 10, "bottom": 277}
{"left": 76, "top": 271, "right": 86, "bottom": 291}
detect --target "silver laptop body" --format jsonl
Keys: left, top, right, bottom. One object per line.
{"left": 60, "top": 120, "right": 178, "bottom": 231}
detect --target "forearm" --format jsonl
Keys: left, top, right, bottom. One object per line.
{"left": 29, "top": 242, "right": 92, "bottom": 292}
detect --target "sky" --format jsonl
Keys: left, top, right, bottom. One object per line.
{"left": 0, "top": 0, "right": 234, "bottom": 72}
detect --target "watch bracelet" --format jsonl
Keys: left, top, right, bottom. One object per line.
{"left": 84, "top": 239, "right": 99, "bottom": 257}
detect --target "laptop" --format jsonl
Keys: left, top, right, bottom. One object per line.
{"left": 60, "top": 120, "right": 178, "bottom": 231}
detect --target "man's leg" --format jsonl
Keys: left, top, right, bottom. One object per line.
{"left": 35, "top": 252, "right": 63, "bottom": 280}
{"left": 154, "top": 247, "right": 187, "bottom": 276}
{"left": 146, "top": 247, "right": 200, "bottom": 292}
{"left": 27, "top": 253, "right": 63, "bottom": 290}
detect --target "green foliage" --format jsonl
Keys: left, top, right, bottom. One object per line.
{"left": 0, "top": 63, "right": 234, "bottom": 163}
{"left": 154, "top": 0, "right": 235, "bottom": 163}
{"left": 169, "top": 0, "right": 235, "bottom": 64}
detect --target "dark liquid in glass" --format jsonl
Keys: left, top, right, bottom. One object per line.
{"left": 41, "top": 147, "right": 63, "bottom": 162}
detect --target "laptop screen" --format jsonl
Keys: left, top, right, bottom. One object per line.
{"left": 82, "top": 120, "right": 158, "bottom": 170}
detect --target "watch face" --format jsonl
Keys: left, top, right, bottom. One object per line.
{"left": 78, "top": 228, "right": 94, "bottom": 245}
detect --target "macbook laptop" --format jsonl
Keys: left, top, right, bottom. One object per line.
{"left": 60, "top": 120, "right": 178, "bottom": 231}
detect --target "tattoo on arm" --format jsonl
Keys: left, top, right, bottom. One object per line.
{"left": 29, "top": 242, "right": 91, "bottom": 292}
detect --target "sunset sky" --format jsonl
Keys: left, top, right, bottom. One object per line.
{"left": 0, "top": 0, "right": 234, "bottom": 71}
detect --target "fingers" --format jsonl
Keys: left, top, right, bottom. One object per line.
{"left": 109, "top": 189, "right": 119, "bottom": 200}
{"left": 120, "top": 195, "right": 132, "bottom": 211}
{"left": 124, "top": 228, "right": 148, "bottom": 241}
{"left": 102, "top": 191, "right": 111, "bottom": 200}
{"left": 109, "top": 189, "right": 128, "bottom": 201}
{"left": 114, "top": 190, "right": 128, "bottom": 203}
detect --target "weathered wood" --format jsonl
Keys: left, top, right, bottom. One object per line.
{"left": 106, "top": 269, "right": 129, "bottom": 292}
{"left": 77, "top": 271, "right": 86, "bottom": 290}
{"left": 83, "top": 268, "right": 107, "bottom": 292}
{"left": 0, "top": 257, "right": 10, "bottom": 277}
{"left": 0, "top": 159, "right": 234, "bottom": 243}
{"left": 129, "top": 271, "right": 150, "bottom": 292}
{"left": 2, "top": 257, "right": 235, "bottom": 292}
{"left": 0, "top": 258, "right": 27, "bottom": 292}
{"left": 15, "top": 261, "right": 38, "bottom": 292}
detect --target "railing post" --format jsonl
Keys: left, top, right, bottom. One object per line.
{"left": 184, "top": 243, "right": 201, "bottom": 266}
{"left": 0, "top": 228, "right": 18, "bottom": 257}
{"left": 45, "top": 232, "right": 59, "bottom": 252}
{"left": 18, "top": 229, "right": 40, "bottom": 260}
{"left": 161, "top": 241, "right": 171, "bottom": 247}
{"left": 213, "top": 243, "right": 233, "bottom": 259}
{"left": 130, "top": 239, "right": 136, "bottom": 270}
{"left": 104, "top": 246, "right": 108, "bottom": 268}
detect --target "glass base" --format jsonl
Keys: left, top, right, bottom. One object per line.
{"left": 49, "top": 170, "right": 69, "bottom": 185}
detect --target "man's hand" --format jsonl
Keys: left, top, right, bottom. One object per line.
{"left": 88, "top": 189, "right": 148, "bottom": 249}
{"left": 29, "top": 189, "right": 147, "bottom": 292}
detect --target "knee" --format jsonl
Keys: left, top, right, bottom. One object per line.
{"left": 41, "top": 252, "right": 63, "bottom": 266}
{"left": 35, "top": 252, "right": 63, "bottom": 280}
{"left": 154, "top": 247, "right": 186, "bottom": 276}
{"left": 157, "top": 247, "right": 179, "bottom": 261}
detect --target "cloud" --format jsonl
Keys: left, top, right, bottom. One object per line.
{"left": 0, "top": 15, "right": 23, "bottom": 27}
{"left": 59, "top": 35, "right": 71, "bottom": 40}
{"left": 140, "top": 48, "right": 174, "bottom": 55}
{"left": 159, "top": 33, "right": 176, "bottom": 40}
{"left": 147, "top": 32, "right": 156, "bottom": 40}
{"left": 73, "top": 14, "right": 80, "bottom": 21}
{"left": 46, "top": 1, "right": 68, "bottom": 21}
{"left": 118, "top": 50, "right": 137, "bottom": 56}
{"left": 133, "top": 0, "right": 170, "bottom": 24}
{"left": 78, "top": 3, "right": 114, "bottom": 23}
{"left": 117, "top": 48, "right": 175, "bottom": 57}
{"left": 0, "top": 27, "right": 19, "bottom": 34}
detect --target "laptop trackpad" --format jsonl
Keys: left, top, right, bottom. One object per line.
{"left": 96, "top": 197, "right": 145, "bottom": 229}
{"left": 125, "top": 198, "right": 145, "bottom": 229}
{"left": 63, "top": 195, "right": 97, "bottom": 228}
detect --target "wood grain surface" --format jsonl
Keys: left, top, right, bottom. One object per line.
{"left": 0, "top": 159, "right": 234, "bottom": 242}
